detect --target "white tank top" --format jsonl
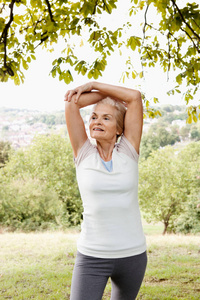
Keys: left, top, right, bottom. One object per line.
{"left": 75, "top": 135, "right": 146, "bottom": 258}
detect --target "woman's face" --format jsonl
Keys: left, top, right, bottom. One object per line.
{"left": 89, "top": 104, "right": 119, "bottom": 142}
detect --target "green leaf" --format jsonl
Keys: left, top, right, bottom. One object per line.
{"left": 132, "top": 71, "right": 136, "bottom": 79}
{"left": 186, "top": 114, "right": 192, "bottom": 124}
{"left": 31, "top": 54, "right": 36, "bottom": 60}
{"left": 176, "top": 74, "right": 182, "bottom": 85}
{"left": 153, "top": 97, "right": 159, "bottom": 104}
{"left": 59, "top": 73, "right": 63, "bottom": 81}
{"left": 14, "top": 15, "right": 22, "bottom": 25}
{"left": 193, "top": 114, "right": 197, "bottom": 123}
{"left": 22, "top": 59, "right": 29, "bottom": 70}
{"left": 51, "top": 66, "right": 57, "bottom": 78}
{"left": 14, "top": 74, "right": 20, "bottom": 85}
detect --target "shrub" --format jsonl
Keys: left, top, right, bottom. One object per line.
{"left": 0, "top": 177, "right": 67, "bottom": 231}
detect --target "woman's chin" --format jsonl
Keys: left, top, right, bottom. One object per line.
{"left": 90, "top": 132, "right": 104, "bottom": 139}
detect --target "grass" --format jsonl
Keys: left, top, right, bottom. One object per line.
{"left": 0, "top": 226, "right": 199, "bottom": 300}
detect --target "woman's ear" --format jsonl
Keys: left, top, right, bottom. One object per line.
{"left": 116, "top": 125, "right": 122, "bottom": 136}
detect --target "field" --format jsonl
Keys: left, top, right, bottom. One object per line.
{"left": 0, "top": 225, "right": 199, "bottom": 300}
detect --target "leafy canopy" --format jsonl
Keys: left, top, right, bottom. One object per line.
{"left": 0, "top": 0, "right": 200, "bottom": 121}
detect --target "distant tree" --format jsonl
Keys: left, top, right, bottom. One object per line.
{"left": 174, "top": 142, "right": 200, "bottom": 233}
{"left": 190, "top": 126, "right": 200, "bottom": 141}
{"left": 156, "top": 127, "right": 180, "bottom": 147}
{"left": 140, "top": 121, "right": 180, "bottom": 159}
{"left": 174, "top": 193, "right": 200, "bottom": 234}
{"left": 140, "top": 133, "right": 160, "bottom": 159}
{"left": 162, "top": 105, "right": 173, "bottom": 113}
{"left": 1, "top": 0, "right": 200, "bottom": 120}
{"left": 0, "top": 176, "right": 64, "bottom": 231}
{"left": 26, "top": 112, "right": 66, "bottom": 126}
{"left": 55, "top": 112, "right": 66, "bottom": 125}
{"left": 179, "top": 125, "right": 190, "bottom": 141}
{"left": 139, "top": 143, "right": 200, "bottom": 234}
{"left": 1, "top": 133, "right": 82, "bottom": 227}
{"left": 0, "top": 141, "right": 12, "bottom": 167}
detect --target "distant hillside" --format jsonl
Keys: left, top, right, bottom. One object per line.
{"left": 0, "top": 105, "right": 199, "bottom": 149}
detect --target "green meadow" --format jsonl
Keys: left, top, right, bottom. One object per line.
{"left": 0, "top": 225, "right": 199, "bottom": 300}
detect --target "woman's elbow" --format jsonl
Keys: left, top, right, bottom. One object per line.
{"left": 129, "top": 90, "right": 142, "bottom": 103}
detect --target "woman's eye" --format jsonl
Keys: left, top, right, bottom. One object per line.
{"left": 104, "top": 117, "right": 109, "bottom": 120}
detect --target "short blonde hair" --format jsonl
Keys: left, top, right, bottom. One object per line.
{"left": 94, "top": 97, "right": 126, "bottom": 141}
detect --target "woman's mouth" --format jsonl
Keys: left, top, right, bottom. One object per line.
{"left": 93, "top": 128, "right": 104, "bottom": 131}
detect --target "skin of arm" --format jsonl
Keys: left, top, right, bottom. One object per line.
{"left": 65, "top": 91, "right": 105, "bottom": 157}
{"left": 64, "top": 81, "right": 143, "bottom": 156}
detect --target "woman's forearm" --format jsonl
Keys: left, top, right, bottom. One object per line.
{"left": 64, "top": 81, "right": 141, "bottom": 109}
{"left": 75, "top": 91, "right": 105, "bottom": 109}
{"left": 91, "top": 82, "right": 141, "bottom": 104}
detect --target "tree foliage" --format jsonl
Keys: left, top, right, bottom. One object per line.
{"left": 0, "top": 133, "right": 82, "bottom": 229}
{"left": 139, "top": 142, "right": 200, "bottom": 234}
{"left": 0, "top": 176, "right": 64, "bottom": 231}
{"left": 0, "top": 131, "right": 199, "bottom": 232}
{"left": 140, "top": 122, "right": 180, "bottom": 159}
{"left": 174, "top": 142, "right": 200, "bottom": 233}
{"left": 0, "top": 140, "right": 11, "bottom": 167}
{"left": 0, "top": 0, "right": 200, "bottom": 120}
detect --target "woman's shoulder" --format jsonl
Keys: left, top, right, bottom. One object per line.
{"left": 115, "top": 135, "right": 139, "bottom": 162}
{"left": 75, "top": 139, "right": 97, "bottom": 167}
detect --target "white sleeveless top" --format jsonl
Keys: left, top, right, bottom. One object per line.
{"left": 75, "top": 135, "right": 146, "bottom": 258}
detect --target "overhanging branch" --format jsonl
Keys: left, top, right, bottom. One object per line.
{"left": 0, "top": 0, "right": 16, "bottom": 75}
{"left": 44, "top": 0, "right": 55, "bottom": 23}
{"left": 143, "top": 4, "right": 149, "bottom": 41}
{"left": 92, "top": 0, "right": 99, "bottom": 15}
{"left": 180, "top": 27, "right": 200, "bottom": 53}
{"left": 171, "top": 0, "right": 200, "bottom": 42}
{"left": 0, "top": 3, "right": 6, "bottom": 14}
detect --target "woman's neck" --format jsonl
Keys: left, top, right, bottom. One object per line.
{"left": 96, "top": 140, "right": 115, "bottom": 161}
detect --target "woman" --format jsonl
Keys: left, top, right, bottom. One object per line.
{"left": 64, "top": 81, "right": 147, "bottom": 300}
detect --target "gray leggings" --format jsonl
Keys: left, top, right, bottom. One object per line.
{"left": 70, "top": 251, "right": 147, "bottom": 300}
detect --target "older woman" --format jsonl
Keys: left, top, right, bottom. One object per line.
{"left": 64, "top": 82, "right": 147, "bottom": 300}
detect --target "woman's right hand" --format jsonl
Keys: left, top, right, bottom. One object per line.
{"left": 64, "top": 82, "right": 94, "bottom": 103}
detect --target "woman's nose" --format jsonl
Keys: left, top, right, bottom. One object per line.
{"left": 94, "top": 118, "right": 102, "bottom": 125}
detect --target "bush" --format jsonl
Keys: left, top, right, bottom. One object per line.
{"left": 0, "top": 177, "right": 67, "bottom": 231}
{"left": 0, "top": 134, "right": 83, "bottom": 229}
{"left": 174, "top": 194, "right": 200, "bottom": 234}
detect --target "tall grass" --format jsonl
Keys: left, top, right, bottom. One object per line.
{"left": 0, "top": 228, "right": 199, "bottom": 299}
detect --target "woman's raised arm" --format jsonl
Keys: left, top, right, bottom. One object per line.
{"left": 64, "top": 87, "right": 104, "bottom": 157}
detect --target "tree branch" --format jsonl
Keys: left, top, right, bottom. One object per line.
{"left": 102, "top": 0, "right": 111, "bottom": 14}
{"left": 92, "top": 0, "right": 99, "bottom": 15}
{"left": 171, "top": 0, "right": 200, "bottom": 42}
{"left": 180, "top": 27, "right": 200, "bottom": 53}
{"left": 34, "top": 32, "right": 48, "bottom": 49}
{"left": 0, "top": 0, "right": 16, "bottom": 75}
{"left": 0, "top": 3, "right": 6, "bottom": 14}
{"left": 143, "top": 4, "right": 149, "bottom": 41}
{"left": 44, "top": 0, "right": 55, "bottom": 23}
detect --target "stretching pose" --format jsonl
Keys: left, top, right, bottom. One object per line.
{"left": 64, "top": 82, "right": 147, "bottom": 300}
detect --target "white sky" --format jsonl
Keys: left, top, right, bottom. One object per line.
{"left": 0, "top": 0, "right": 193, "bottom": 112}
